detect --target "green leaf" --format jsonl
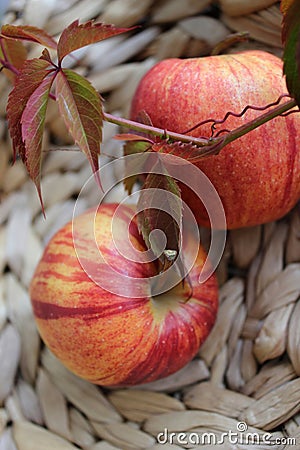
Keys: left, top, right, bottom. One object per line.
{"left": 57, "top": 20, "right": 134, "bottom": 63}
{"left": 55, "top": 69, "right": 103, "bottom": 176}
{"left": 137, "top": 158, "right": 183, "bottom": 274}
{"left": 7, "top": 58, "right": 52, "bottom": 162}
{"left": 281, "top": 0, "right": 300, "bottom": 106}
{"left": 21, "top": 74, "right": 54, "bottom": 208}
{"left": 1, "top": 24, "right": 57, "bottom": 49}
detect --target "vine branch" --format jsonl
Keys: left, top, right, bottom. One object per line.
{"left": 104, "top": 96, "right": 298, "bottom": 160}
{"left": 0, "top": 35, "right": 298, "bottom": 161}
{"left": 103, "top": 112, "right": 212, "bottom": 147}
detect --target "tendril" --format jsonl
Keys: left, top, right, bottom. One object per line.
{"left": 280, "top": 109, "right": 299, "bottom": 117}
{"left": 214, "top": 129, "right": 231, "bottom": 137}
{"left": 180, "top": 93, "right": 293, "bottom": 138}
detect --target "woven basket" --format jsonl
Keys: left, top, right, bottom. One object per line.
{"left": 1, "top": 1, "right": 300, "bottom": 449}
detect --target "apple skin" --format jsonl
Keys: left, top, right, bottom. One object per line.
{"left": 130, "top": 51, "right": 300, "bottom": 229}
{"left": 30, "top": 203, "right": 218, "bottom": 386}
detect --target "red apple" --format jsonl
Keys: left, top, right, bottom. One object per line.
{"left": 130, "top": 51, "right": 300, "bottom": 229}
{"left": 30, "top": 203, "right": 218, "bottom": 386}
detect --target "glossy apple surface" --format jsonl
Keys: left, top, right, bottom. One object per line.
{"left": 30, "top": 203, "right": 218, "bottom": 386}
{"left": 130, "top": 51, "right": 300, "bottom": 229}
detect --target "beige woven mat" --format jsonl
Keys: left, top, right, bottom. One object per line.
{"left": 1, "top": 1, "right": 300, "bottom": 449}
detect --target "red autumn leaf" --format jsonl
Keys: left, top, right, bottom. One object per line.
{"left": 281, "top": 0, "right": 300, "bottom": 106}
{"left": 55, "top": 68, "right": 103, "bottom": 175}
{"left": 281, "top": 0, "right": 294, "bottom": 20}
{"left": 0, "top": 37, "right": 27, "bottom": 75}
{"left": 135, "top": 110, "right": 154, "bottom": 127}
{"left": 39, "top": 48, "right": 53, "bottom": 64}
{"left": 137, "top": 158, "right": 190, "bottom": 297}
{"left": 114, "top": 133, "right": 153, "bottom": 143}
{"left": 21, "top": 74, "right": 54, "bottom": 207}
{"left": 57, "top": 20, "right": 134, "bottom": 63}
{"left": 7, "top": 58, "right": 52, "bottom": 162}
{"left": 1, "top": 24, "right": 57, "bottom": 49}
{"left": 151, "top": 141, "right": 217, "bottom": 162}
{"left": 137, "top": 158, "right": 183, "bottom": 274}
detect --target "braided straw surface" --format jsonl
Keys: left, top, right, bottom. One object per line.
{"left": 1, "top": 1, "right": 299, "bottom": 449}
